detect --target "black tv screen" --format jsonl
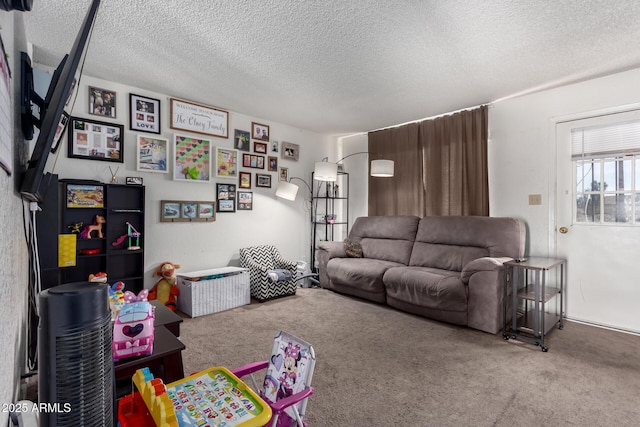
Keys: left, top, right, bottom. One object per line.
{"left": 20, "top": 0, "right": 101, "bottom": 202}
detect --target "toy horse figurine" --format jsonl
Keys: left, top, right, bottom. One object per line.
{"left": 80, "top": 215, "right": 106, "bottom": 239}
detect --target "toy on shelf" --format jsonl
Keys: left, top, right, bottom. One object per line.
{"left": 108, "top": 281, "right": 126, "bottom": 315}
{"left": 88, "top": 272, "right": 107, "bottom": 283}
{"left": 78, "top": 248, "right": 100, "bottom": 255}
{"left": 112, "top": 301, "right": 154, "bottom": 361}
{"left": 149, "top": 261, "right": 180, "bottom": 312}
{"left": 112, "top": 222, "right": 141, "bottom": 250}
{"left": 79, "top": 214, "right": 105, "bottom": 239}
{"left": 68, "top": 221, "right": 83, "bottom": 233}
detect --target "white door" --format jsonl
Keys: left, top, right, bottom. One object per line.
{"left": 555, "top": 108, "right": 640, "bottom": 334}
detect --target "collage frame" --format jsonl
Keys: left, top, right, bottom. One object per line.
{"left": 160, "top": 200, "right": 216, "bottom": 222}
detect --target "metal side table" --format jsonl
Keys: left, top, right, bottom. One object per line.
{"left": 503, "top": 257, "right": 565, "bottom": 352}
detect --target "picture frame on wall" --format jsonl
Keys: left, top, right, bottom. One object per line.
{"left": 242, "top": 153, "right": 265, "bottom": 169}
{"left": 215, "top": 147, "right": 239, "bottom": 178}
{"left": 279, "top": 167, "right": 288, "bottom": 181}
{"left": 252, "top": 122, "right": 270, "bottom": 141}
{"left": 68, "top": 116, "right": 124, "bottom": 163}
{"left": 182, "top": 202, "right": 198, "bottom": 219}
{"left": 130, "top": 93, "right": 161, "bottom": 134}
{"left": 160, "top": 200, "right": 216, "bottom": 222}
{"left": 237, "top": 191, "right": 253, "bottom": 210}
{"left": 88, "top": 86, "right": 116, "bottom": 118}
{"left": 198, "top": 202, "right": 215, "bottom": 219}
{"left": 173, "top": 134, "right": 211, "bottom": 182}
{"left": 170, "top": 97, "right": 228, "bottom": 138}
{"left": 256, "top": 173, "right": 272, "bottom": 188}
{"left": 234, "top": 129, "right": 250, "bottom": 152}
{"left": 268, "top": 156, "right": 278, "bottom": 172}
{"left": 254, "top": 141, "right": 267, "bottom": 154}
{"left": 239, "top": 171, "right": 251, "bottom": 189}
{"left": 137, "top": 135, "right": 168, "bottom": 173}
{"left": 216, "top": 183, "right": 236, "bottom": 212}
{"left": 281, "top": 141, "right": 300, "bottom": 161}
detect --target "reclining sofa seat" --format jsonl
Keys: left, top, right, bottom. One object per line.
{"left": 318, "top": 215, "right": 526, "bottom": 334}
{"left": 323, "top": 216, "right": 420, "bottom": 303}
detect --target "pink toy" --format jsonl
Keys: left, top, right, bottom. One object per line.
{"left": 123, "top": 289, "right": 149, "bottom": 304}
{"left": 80, "top": 214, "right": 105, "bottom": 239}
{"left": 112, "top": 301, "right": 154, "bottom": 361}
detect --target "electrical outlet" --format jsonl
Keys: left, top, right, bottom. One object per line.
{"left": 528, "top": 194, "right": 542, "bottom": 205}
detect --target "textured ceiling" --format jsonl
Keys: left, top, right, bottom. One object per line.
{"left": 21, "top": 0, "right": 640, "bottom": 135}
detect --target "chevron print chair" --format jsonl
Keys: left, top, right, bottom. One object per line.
{"left": 240, "top": 245, "right": 298, "bottom": 301}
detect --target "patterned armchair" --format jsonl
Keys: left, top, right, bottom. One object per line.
{"left": 240, "top": 245, "right": 298, "bottom": 301}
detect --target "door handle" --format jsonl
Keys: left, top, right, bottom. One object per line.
{"left": 559, "top": 226, "right": 568, "bottom": 234}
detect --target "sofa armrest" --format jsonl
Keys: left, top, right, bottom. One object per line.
{"left": 317, "top": 241, "right": 347, "bottom": 258}
{"left": 462, "top": 257, "right": 513, "bottom": 334}
{"left": 316, "top": 241, "right": 347, "bottom": 289}
{"left": 461, "top": 257, "right": 512, "bottom": 283}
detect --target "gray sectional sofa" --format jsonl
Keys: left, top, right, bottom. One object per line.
{"left": 316, "top": 215, "right": 526, "bottom": 334}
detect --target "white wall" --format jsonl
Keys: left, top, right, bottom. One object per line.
{"left": 0, "top": 11, "right": 31, "bottom": 426}
{"left": 489, "top": 67, "right": 640, "bottom": 256}
{"left": 42, "top": 73, "right": 333, "bottom": 287}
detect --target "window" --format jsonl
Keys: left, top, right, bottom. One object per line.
{"left": 572, "top": 120, "right": 640, "bottom": 224}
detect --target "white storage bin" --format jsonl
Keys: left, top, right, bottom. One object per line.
{"left": 176, "top": 267, "right": 250, "bottom": 317}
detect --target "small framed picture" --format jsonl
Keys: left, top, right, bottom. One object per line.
{"left": 239, "top": 171, "right": 251, "bottom": 189}
{"left": 66, "top": 184, "right": 104, "bottom": 208}
{"left": 252, "top": 122, "right": 270, "bottom": 142}
{"left": 237, "top": 191, "right": 253, "bottom": 210}
{"left": 216, "top": 147, "right": 239, "bottom": 178}
{"left": 137, "top": 135, "right": 168, "bottom": 173}
{"left": 198, "top": 203, "right": 215, "bottom": 220}
{"left": 254, "top": 141, "right": 267, "bottom": 154}
{"left": 68, "top": 117, "right": 123, "bottom": 163}
{"left": 216, "top": 183, "right": 237, "bottom": 212}
{"left": 256, "top": 173, "right": 272, "bottom": 188}
{"left": 268, "top": 156, "right": 278, "bottom": 172}
{"left": 130, "top": 93, "right": 161, "bottom": 134}
{"left": 89, "top": 86, "right": 116, "bottom": 118}
{"left": 279, "top": 167, "right": 288, "bottom": 181}
{"left": 234, "top": 129, "right": 250, "bottom": 152}
{"left": 126, "top": 176, "right": 143, "bottom": 186}
{"left": 182, "top": 202, "right": 198, "bottom": 219}
{"left": 270, "top": 140, "right": 279, "bottom": 153}
{"left": 161, "top": 201, "right": 181, "bottom": 221}
{"left": 242, "top": 153, "right": 265, "bottom": 169}
{"left": 281, "top": 141, "right": 300, "bottom": 161}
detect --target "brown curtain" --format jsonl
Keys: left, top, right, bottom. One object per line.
{"left": 368, "top": 122, "right": 424, "bottom": 216}
{"left": 368, "top": 105, "right": 488, "bottom": 216}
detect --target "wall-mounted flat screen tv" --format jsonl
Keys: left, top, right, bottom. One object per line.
{"left": 20, "top": 0, "right": 101, "bottom": 202}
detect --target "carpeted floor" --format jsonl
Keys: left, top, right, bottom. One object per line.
{"left": 179, "top": 287, "right": 640, "bottom": 426}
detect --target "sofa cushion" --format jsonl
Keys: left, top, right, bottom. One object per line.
{"left": 327, "top": 257, "right": 405, "bottom": 299}
{"left": 383, "top": 266, "right": 467, "bottom": 313}
{"left": 409, "top": 216, "right": 526, "bottom": 270}
{"left": 349, "top": 216, "right": 420, "bottom": 264}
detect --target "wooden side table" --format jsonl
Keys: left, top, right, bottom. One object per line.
{"left": 503, "top": 257, "right": 566, "bottom": 352}
{"left": 150, "top": 299, "right": 183, "bottom": 336}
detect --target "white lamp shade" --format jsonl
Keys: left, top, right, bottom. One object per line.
{"left": 275, "top": 181, "right": 299, "bottom": 200}
{"left": 371, "top": 159, "right": 394, "bottom": 177}
{"left": 314, "top": 161, "right": 338, "bottom": 181}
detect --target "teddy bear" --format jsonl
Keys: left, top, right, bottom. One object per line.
{"left": 148, "top": 261, "right": 181, "bottom": 311}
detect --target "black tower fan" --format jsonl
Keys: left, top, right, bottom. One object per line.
{"left": 38, "top": 282, "right": 113, "bottom": 426}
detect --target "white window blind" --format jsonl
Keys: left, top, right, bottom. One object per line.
{"left": 571, "top": 119, "right": 640, "bottom": 159}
